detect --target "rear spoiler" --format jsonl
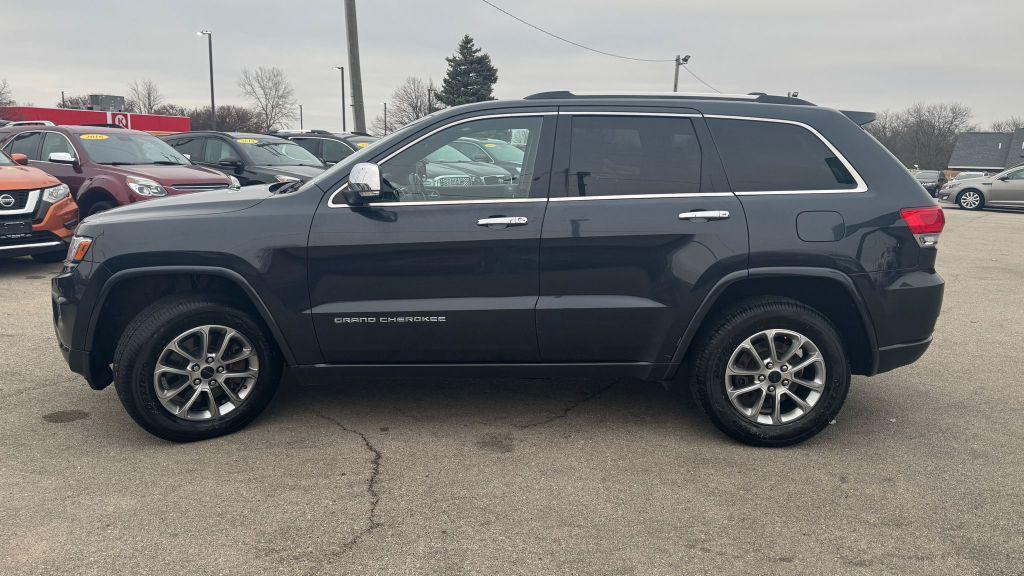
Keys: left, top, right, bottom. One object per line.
{"left": 841, "top": 110, "right": 876, "bottom": 126}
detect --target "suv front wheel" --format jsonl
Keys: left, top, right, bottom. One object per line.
{"left": 112, "top": 295, "right": 282, "bottom": 442}
{"left": 689, "top": 297, "right": 851, "bottom": 447}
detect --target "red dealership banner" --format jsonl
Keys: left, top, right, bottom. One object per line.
{"left": 0, "top": 106, "right": 190, "bottom": 135}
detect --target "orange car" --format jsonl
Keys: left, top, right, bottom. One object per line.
{"left": 1, "top": 151, "right": 79, "bottom": 262}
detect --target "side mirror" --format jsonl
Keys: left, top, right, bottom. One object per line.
{"left": 11, "top": 153, "right": 28, "bottom": 166}
{"left": 345, "top": 162, "right": 382, "bottom": 203}
{"left": 182, "top": 153, "right": 191, "bottom": 160}
{"left": 48, "top": 152, "right": 78, "bottom": 166}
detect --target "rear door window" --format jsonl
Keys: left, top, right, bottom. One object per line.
{"left": 292, "top": 137, "right": 321, "bottom": 157}
{"left": 203, "top": 139, "right": 242, "bottom": 164}
{"left": 567, "top": 116, "right": 701, "bottom": 197}
{"left": 7, "top": 131, "right": 43, "bottom": 160}
{"left": 708, "top": 119, "right": 858, "bottom": 192}
{"left": 167, "top": 137, "right": 205, "bottom": 160}
{"left": 323, "top": 139, "right": 353, "bottom": 164}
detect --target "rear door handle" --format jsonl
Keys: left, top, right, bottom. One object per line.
{"left": 678, "top": 210, "right": 730, "bottom": 221}
{"left": 477, "top": 216, "right": 529, "bottom": 227}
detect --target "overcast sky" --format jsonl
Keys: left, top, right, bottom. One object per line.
{"left": 4, "top": 0, "right": 1021, "bottom": 131}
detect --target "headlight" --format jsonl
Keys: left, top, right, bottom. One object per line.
{"left": 274, "top": 175, "right": 300, "bottom": 183}
{"left": 42, "top": 183, "right": 71, "bottom": 203}
{"left": 228, "top": 175, "right": 241, "bottom": 189}
{"left": 66, "top": 235, "right": 94, "bottom": 263}
{"left": 126, "top": 176, "right": 167, "bottom": 197}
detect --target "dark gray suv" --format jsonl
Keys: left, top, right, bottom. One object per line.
{"left": 52, "top": 91, "right": 945, "bottom": 446}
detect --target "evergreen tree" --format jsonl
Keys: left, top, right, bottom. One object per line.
{"left": 437, "top": 35, "right": 498, "bottom": 106}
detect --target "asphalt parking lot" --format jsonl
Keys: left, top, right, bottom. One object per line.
{"left": 1, "top": 207, "right": 1022, "bottom": 576}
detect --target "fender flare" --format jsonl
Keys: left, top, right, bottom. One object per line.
{"left": 661, "top": 266, "right": 879, "bottom": 380}
{"left": 86, "top": 265, "right": 297, "bottom": 366}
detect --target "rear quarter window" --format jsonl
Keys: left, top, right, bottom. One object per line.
{"left": 708, "top": 118, "right": 858, "bottom": 192}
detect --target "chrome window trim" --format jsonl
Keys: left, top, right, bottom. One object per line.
{"left": 327, "top": 112, "right": 556, "bottom": 208}
{"left": 703, "top": 114, "right": 868, "bottom": 195}
{"left": 0, "top": 189, "right": 40, "bottom": 215}
{"left": 326, "top": 110, "right": 867, "bottom": 208}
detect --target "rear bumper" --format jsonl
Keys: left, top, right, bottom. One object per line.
{"left": 876, "top": 336, "right": 933, "bottom": 374}
{"left": 854, "top": 269, "right": 944, "bottom": 375}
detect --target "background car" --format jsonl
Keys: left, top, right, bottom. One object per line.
{"left": 939, "top": 165, "right": 1024, "bottom": 210}
{"left": 163, "top": 132, "right": 326, "bottom": 185}
{"left": 275, "top": 130, "right": 378, "bottom": 166}
{"left": 912, "top": 169, "right": 947, "bottom": 197}
{"left": 384, "top": 144, "right": 518, "bottom": 201}
{"left": 450, "top": 137, "right": 527, "bottom": 176}
{"left": 0, "top": 125, "right": 234, "bottom": 217}
{"left": 0, "top": 149, "right": 78, "bottom": 262}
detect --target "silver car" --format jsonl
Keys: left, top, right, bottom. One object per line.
{"left": 938, "top": 165, "right": 1024, "bottom": 210}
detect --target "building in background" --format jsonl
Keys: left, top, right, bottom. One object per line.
{"left": 948, "top": 129, "right": 1024, "bottom": 173}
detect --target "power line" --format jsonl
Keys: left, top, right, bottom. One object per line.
{"left": 477, "top": 0, "right": 721, "bottom": 92}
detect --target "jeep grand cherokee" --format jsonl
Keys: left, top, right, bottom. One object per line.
{"left": 52, "top": 91, "right": 944, "bottom": 446}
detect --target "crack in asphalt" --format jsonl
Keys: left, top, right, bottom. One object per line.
{"left": 316, "top": 412, "right": 383, "bottom": 550}
{"left": 517, "top": 380, "right": 618, "bottom": 429}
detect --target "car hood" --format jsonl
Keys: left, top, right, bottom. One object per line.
{"left": 78, "top": 184, "right": 274, "bottom": 230}
{"left": 254, "top": 165, "right": 325, "bottom": 180}
{"left": 101, "top": 164, "right": 231, "bottom": 186}
{"left": 0, "top": 164, "right": 61, "bottom": 189}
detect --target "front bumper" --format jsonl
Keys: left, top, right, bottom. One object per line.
{"left": 0, "top": 232, "right": 67, "bottom": 258}
{"left": 52, "top": 259, "right": 113, "bottom": 389}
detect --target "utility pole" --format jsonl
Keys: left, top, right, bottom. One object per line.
{"left": 382, "top": 102, "right": 387, "bottom": 135}
{"left": 299, "top": 104, "right": 304, "bottom": 130}
{"left": 672, "top": 54, "right": 691, "bottom": 92}
{"left": 334, "top": 65, "right": 346, "bottom": 132}
{"left": 198, "top": 30, "right": 216, "bottom": 129}
{"left": 344, "top": 0, "right": 366, "bottom": 133}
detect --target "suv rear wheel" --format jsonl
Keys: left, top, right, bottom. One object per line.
{"left": 688, "top": 297, "right": 850, "bottom": 447}
{"left": 112, "top": 295, "right": 282, "bottom": 442}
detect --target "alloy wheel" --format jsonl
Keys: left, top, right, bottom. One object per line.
{"left": 153, "top": 325, "right": 260, "bottom": 421}
{"left": 724, "top": 329, "right": 826, "bottom": 425}
{"left": 958, "top": 190, "right": 981, "bottom": 210}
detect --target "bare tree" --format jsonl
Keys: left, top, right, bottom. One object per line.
{"left": 238, "top": 67, "right": 297, "bottom": 132}
{"left": 371, "top": 77, "right": 442, "bottom": 136}
{"left": 57, "top": 94, "right": 91, "bottom": 109}
{"left": 0, "top": 78, "right": 14, "bottom": 107}
{"left": 866, "top": 103, "right": 975, "bottom": 169}
{"left": 188, "top": 105, "right": 262, "bottom": 132}
{"left": 991, "top": 116, "right": 1024, "bottom": 133}
{"left": 125, "top": 79, "right": 165, "bottom": 114}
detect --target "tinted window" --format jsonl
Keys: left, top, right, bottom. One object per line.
{"left": 568, "top": 116, "right": 701, "bottom": 197}
{"left": 203, "top": 139, "right": 241, "bottom": 164}
{"left": 40, "top": 132, "right": 77, "bottom": 160}
{"left": 708, "top": 119, "right": 857, "bottom": 192}
{"left": 167, "top": 137, "right": 205, "bottom": 160}
{"left": 323, "top": 139, "right": 353, "bottom": 164}
{"left": 1006, "top": 168, "right": 1024, "bottom": 181}
{"left": 291, "top": 137, "right": 321, "bottom": 156}
{"left": 8, "top": 131, "right": 43, "bottom": 160}
{"left": 235, "top": 139, "right": 322, "bottom": 167}
{"left": 378, "top": 116, "right": 544, "bottom": 202}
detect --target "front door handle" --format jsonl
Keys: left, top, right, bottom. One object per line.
{"left": 477, "top": 216, "right": 529, "bottom": 227}
{"left": 678, "top": 210, "right": 730, "bottom": 221}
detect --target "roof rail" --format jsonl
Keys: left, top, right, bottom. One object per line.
{"left": 524, "top": 90, "right": 815, "bottom": 106}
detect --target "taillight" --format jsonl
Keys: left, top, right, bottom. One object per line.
{"left": 901, "top": 206, "right": 945, "bottom": 247}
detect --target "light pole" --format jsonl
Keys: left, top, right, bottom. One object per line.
{"left": 299, "top": 104, "right": 304, "bottom": 130}
{"left": 381, "top": 102, "right": 387, "bottom": 136}
{"left": 197, "top": 30, "right": 216, "bottom": 129}
{"left": 333, "top": 65, "right": 346, "bottom": 132}
{"left": 673, "top": 54, "right": 691, "bottom": 92}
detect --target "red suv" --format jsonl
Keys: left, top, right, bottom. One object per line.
{"left": 0, "top": 126, "right": 234, "bottom": 217}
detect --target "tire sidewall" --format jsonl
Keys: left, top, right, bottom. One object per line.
{"left": 698, "top": 304, "right": 850, "bottom": 446}
{"left": 116, "top": 303, "right": 280, "bottom": 441}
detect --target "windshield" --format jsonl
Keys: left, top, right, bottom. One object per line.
{"left": 954, "top": 172, "right": 983, "bottom": 180}
{"left": 240, "top": 140, "right": 323, "bottom": 167}
{"left": 426, "top": 145, "right": 473, "bottom": 163}
{"left": 914, "top": 171, "right": 940, "bottom": 181}
{"left": 0, "top": 151, "right": 13, "bottom": 166}
{"left": 483, "top": 141, "right": 524, "bottom": 163}
{"left": 78, "top": 132, "right": 190, "bottom": 165}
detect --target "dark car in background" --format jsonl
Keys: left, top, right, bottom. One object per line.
{"left": 451, "top": 137, "right": 528, "bottom": 177}
{"left": 275, "top": 130, "right": 378, "bottom": 166}
{"left": 163, "top": 132, "right": 325, "bottom": 185}
{"left": 912, "top": 170, "right": 947, "bottom": 197}
{"left": 0, "top": 125, "right": 234, "bottom": 217}
{"left": 390, "top": 143, "right": 517, "bottom": 201}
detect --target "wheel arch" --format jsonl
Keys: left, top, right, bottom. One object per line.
{"left": 664, "top": 267, "right": 878, "bottom": 380}
{"left": 86, "top": 267, "right": 297, "bottom": 389}
{"left": 77, "top": 186, "right": 119, "bottom": 216}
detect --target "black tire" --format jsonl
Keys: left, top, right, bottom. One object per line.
{"left": 113, "top": 295, "right": 282, "bottom": 442}
{"left": 30, "top": 250, "right": 66, "bottom": 263}
{"left": 687, "top": 297, "right": 851, "bottom": 447}
{"left": 956, "top": 189, "right": 984, "bottom": 211}
{"left": 87, "top": 201, "right": 116, "bottom": 217}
